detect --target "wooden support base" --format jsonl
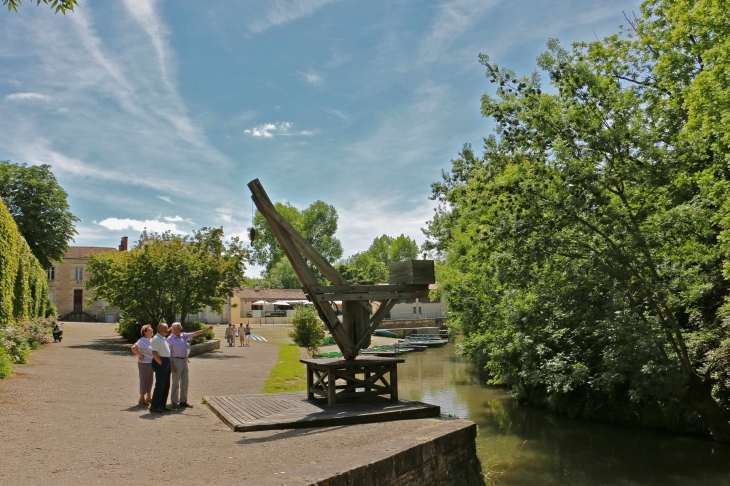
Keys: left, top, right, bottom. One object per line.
{"left": 302, "top": 356, "right": 404, "bottom": 406}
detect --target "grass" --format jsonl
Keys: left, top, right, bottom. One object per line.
{"left": 261, "top": 344, "right": 307, "bottom": 393}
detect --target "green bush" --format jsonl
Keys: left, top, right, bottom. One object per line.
{"left": 0, "top": 347, "right": 12, "bottom": 378}
{"left": 0, "top": 198, "right": 48, "bottom": 325}
{"left": 289, "top": 305, "right": 325, "bottom": 357}
{"left": 116, "top": 316, "right": 140, "bottom": 343}
{"left": 184, "top": 321, "right": 214, "bottom": 345}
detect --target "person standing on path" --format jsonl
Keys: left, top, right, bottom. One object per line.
{"left": 167, "top": 322, "right": 214, "bottom": 409}
{"left": 244, "top": 323, "right": 252, "bottom": 346}
{"left": 130, "top": 325, "right": 154, "bottom": 405}
{"left": 225, "top": 323, "right": 235, "bottom": 347}
{"left": 238, "top": 324, "right": 245, "bottom": 347}
{"left": 149, "top": 323, "right": 172, "bottom": 413}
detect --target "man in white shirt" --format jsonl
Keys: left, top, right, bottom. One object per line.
{"left": 149, "top": 323, "right": 172, "bottom": 413}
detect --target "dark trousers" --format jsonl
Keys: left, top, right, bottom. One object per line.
{"left": 151, "top": 358, "right": 171, "bottom": 408}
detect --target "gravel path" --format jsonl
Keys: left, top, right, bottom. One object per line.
{"left": 0, "top": 323, "right": 440, "bottom": 485}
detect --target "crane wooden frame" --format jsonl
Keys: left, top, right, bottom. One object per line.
{"left": 248, "top": 179, "right": 430, "bottom": 360}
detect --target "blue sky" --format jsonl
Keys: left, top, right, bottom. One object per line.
{"left": 0, "top": 0, "right": 640, "bottom": 276}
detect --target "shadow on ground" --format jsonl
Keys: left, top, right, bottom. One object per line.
{"left": 67, "top": 336, "right": 131, "bottom": 356}
{"left": 235, "top": 425, "right": 351, "bottom": 445}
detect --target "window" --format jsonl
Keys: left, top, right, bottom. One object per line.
{"left": 46, "top": 267, "right": 55, "bottom": 281}
{"left": 100, "top": 300, "right": 108, "bottom": 307}
{"left": 49, "top": 291, "right": 55, "bottom": 303}
{"left": 418, "top": 307, "right": 422, "bottom": 314}
{"left": 413, "top": 307, "right": 417, "bottom": 314}
{"left": 74, "top": 266, "right": 84, "bottom": 282}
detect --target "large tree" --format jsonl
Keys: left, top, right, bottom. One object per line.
{"left": 425, "top": 4, "right": 730, "bottom": 441}
{"left": 0, "top": 162, "right": 78, "bottom": 268}
{"left": 87, "top": 228, "right": 248, "bottom": 327}
{"left": 251, "top": 200, "right": 343, "bottom": 279}
{"left": 337, "top": 234, "right": 419, "bottom": 283}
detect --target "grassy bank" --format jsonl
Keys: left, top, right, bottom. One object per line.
{"left": 262, "top": 344, "right": 307, "bottom": 393}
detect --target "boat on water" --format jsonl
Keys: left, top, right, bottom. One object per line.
{"left": 400, "top": 337, "right": 448, "bottom": 348}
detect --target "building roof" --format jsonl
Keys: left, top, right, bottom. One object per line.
{"left": 234, "top": 287, "right": 306, "bottom": 301}
{"left": 64, "top": 246, "right": 118, "bottom": 259}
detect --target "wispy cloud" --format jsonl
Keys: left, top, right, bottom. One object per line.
{"left": 163, "top": 215, "right": 183, "bottom": 222}
{"left": 244, "top": 122, "right": 317, "bottom": 138}
{"left": 158, "top": 196, "right": 173, "bottom": 204}
{"left": 323, "top": 108, "right": 348, "bottom": 120}
{"left": 296, "top": 69, "right": 325, "bottom": 86}
{"left": 246, "top": 0, "right": 338, "bottom": 34}
{"left": 419, "top": 0, "right": 500, "bottom": 64}
{"left": 4, "top": 92, "right": 51, "bottom": 101}
{"left": 98, "top": 217, "right": 184, "bottom": 234}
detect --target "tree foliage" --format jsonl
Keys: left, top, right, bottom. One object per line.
{"left": 87, "top": 228, "right": 248, "bottom": 328}
{"left": 0, "top": 162, "right": 78, "bottom": 268}
{"left": 3, "top": 0, "right": 77, "bottom": 14}
{"left": 261, "top": 259, "right": 301, "bottom": 289}
{"left": 337, "top": 234, "right": 419, "bottom": 283}
{"left": 425, "top": 2, "right": 730, "bottom": 441}
{"left": 288, "top": 305, "right": 325, "bottom": 357}
{"left": 251, "top": 200, "right": 343, "bottom": 274}
{"left": 0, "top": 198, "right": 49, "bottom": 325}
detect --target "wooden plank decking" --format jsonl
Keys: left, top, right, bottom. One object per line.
{"left": 205, "top": 392, "right": 440, "bottom": 432}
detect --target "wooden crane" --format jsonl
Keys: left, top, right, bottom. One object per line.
{"left": 248, "top": 179, "right": 433, "bottom": 361}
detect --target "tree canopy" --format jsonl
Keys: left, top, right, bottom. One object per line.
{"left": 3, "top": 0, "right": 77, "bottom": 14}
{"left": 0, "top": 161, "right": 78, "bottom": 268}
{"left": 251, "top": 200, "right": 343, "bottom": 282}
{"left": 425, "top": 1, "right": 730, "bottom": 441}
{"left": 86, "top": 228, "right": 248, "bottom": 327}
{"left": 337, "top": 234, "right": 419, "bottom": 283}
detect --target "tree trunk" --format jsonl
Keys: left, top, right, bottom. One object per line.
{"left": 678, "top": 373, "right": 730, "bottom": 443}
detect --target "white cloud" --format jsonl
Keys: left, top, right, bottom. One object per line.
{"left": 296, "top": 69, "right": 325, "bottom": 86}
{"left": 98, "top": 217, "right": 184, "bottom": 234}
{"left": 158, "top": 196, "right": 173, "bottom": 204}
{"left": 244, "top": 122, "right": 292, "bottom": 138}
{"left": 323, "top": 108, "right": 348, "bottom": 120}
{"left": 246, "top": 0, "right": 338, "bottom": 34}
{"left": 419, "top": 0, "right": 500, "bottom": 64}
{"left": 163, "top": 215, "right": 183, "bottom": 222}
{"left": 4, "top": 92, "right": 51, "bottom": 101}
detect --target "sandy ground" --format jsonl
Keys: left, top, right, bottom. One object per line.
{"left": 0, "top": 323, "right": 440, "bottom": 485}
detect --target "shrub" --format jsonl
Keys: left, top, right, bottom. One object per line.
{"left": 0, "top": 347, "right": 12, "bottom": 378}
{"left": 184, "top": 321, "right": 214, "bottom": 345}
{"left": 289, "top": 305, "right": 325, "bottom": 357}
{"left": 116, "top": 316, "right": 140, "bottom": 343}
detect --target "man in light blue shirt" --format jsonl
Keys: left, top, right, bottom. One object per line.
{"left": 167, "top": 322, "right": 213, "bottom": 409}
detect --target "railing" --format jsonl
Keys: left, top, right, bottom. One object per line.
{"left": 59, "top": 311, "right": 99, "bottom": 322}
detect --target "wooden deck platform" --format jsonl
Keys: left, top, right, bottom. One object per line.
{"left": 205, "top": 392, "right": 441, "bottom": 432}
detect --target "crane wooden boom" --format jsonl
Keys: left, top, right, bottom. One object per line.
{"left": 248, "top": 179, "right": 432, "bottom": 360}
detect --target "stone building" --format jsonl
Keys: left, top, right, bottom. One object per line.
{"left": 48, "top": 237, "right": 128, "bottom": 322}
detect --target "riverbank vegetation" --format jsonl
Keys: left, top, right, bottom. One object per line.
{"left": 426, "top": 0, "right": 730, "bottom": 441}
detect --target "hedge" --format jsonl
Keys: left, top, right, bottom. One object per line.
{"left": 0, "top": 198, "right": 48, "bottom": 325}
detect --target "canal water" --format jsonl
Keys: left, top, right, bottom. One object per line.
{"left": 397, "top": 343, "right": 730, "bottom": 485}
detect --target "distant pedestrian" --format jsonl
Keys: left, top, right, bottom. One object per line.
{"left": 130, "top": 324, "right": 154, "bottom": 405}
{"left": 225, "top": 324, "right": 235, "bottom": 347}
{"left": 167, "top": 322, "right": 214, "bottom": 409}
{"left": 134, "top": 320, "right": 141, "bottom": 338}
{"left": 149, "top": 323, "right": 172, "bottom": 413}
{"left": 238, "top": 324, "right": 245, "bottom": 347}
{"left": 244, "top": 323, "right": 251, "bottom": 346}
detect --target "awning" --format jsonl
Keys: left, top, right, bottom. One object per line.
{"left": 273, "top": 300, "right": 294, "bottom": 306}
{"left": 252, "top": 300, "right": 267, "bottom": 305}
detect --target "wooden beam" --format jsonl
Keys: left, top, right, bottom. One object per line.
{"left": 355, "top": 299, "right": 397, "bottom": 350}
{"left": 313, "top": 291, "right": 429, "bottom": 301}
{"left": 248, "top": 179, "right": 347, "bottom": 285}
{"left": 251, "top": 192, "right": 356, "bottom": 358}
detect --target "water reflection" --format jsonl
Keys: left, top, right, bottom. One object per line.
{"left": 398, "top": 344, "right": 730, "bottom": 485}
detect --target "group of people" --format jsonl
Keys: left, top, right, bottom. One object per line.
{"left": 130, "top": 322, "right": 213, "bottom": 413}
{"left": 225, "top": 323, "right": 251, "bottom": 347}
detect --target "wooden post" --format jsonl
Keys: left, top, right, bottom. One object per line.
{"left": 390, "top": 363, "right": 398, "bottom": 402}
{"left": 306, "top": 363, "right": 314, "bottom": 400}
{"left": 327, "top": 368, "right": 337, "bottom": 406}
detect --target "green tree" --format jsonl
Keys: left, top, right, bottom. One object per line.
{"left": 261, "top": 259, "right": 301, "bottom": 289}
{"left": 87, "top": 228, "right": 248, "bottom": 328}
{"left": 3, "top": 0, "right": 77, "bottom": 14}
{"left": 251, "top": 199, "right": 343, "bottom": 279}
{"left": 335, "top": 233, "right": 418, "bottom": 283}
{"left": 0, "top": 162, "right": 78, "bottom": 269}
{"left": 425, "top": 26, "right": 730, "bottom": 441}
{"left": 288, "top": 305, "right": 325, "bottom": 357}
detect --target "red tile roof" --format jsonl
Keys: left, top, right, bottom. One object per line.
{"left": 64, "top": 246, "right": 118, "bottom": 259}
{"left": 234, "top": 288, "right": 306, "bottom": 301}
